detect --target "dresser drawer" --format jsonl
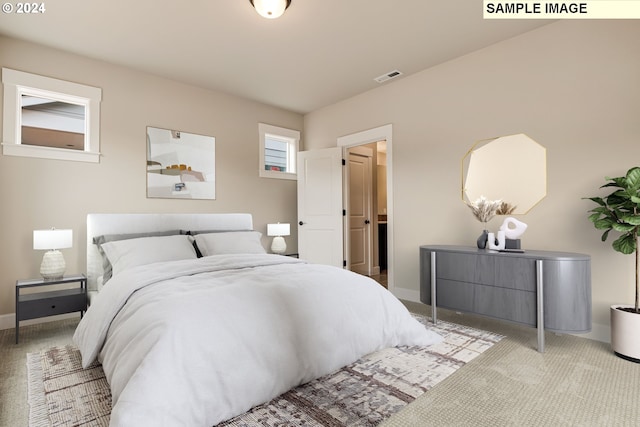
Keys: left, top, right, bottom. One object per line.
{"left": 474, "top": 285, "right": 536, "bottom": 326}
{"left": 492, "top": 257, "right": 537, "bottom": 291}
{"left": 436, "top": 279, "right": 474, "bottom": 312}
{"left": 436, "top": 252, "right": 482, "bottom": 283}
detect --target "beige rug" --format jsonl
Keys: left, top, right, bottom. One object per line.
{"left": 27, "top": 316, "right": 502, "bottom": 426}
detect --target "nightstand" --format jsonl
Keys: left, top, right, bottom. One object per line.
{"left": 15, "top": 274, "right": 87, "bottom": 344}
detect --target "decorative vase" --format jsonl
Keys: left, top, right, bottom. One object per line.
{"left": 477, "top": 229, "right": 489, "bottom": 249}
{"left": 488, "top": 230, "right": 506, "bottom": 250}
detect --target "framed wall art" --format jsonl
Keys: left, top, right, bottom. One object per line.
{"left": 146, "top": 126, "right": 215, "bottom": 200}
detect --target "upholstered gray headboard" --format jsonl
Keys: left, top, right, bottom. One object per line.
{"left": 86, "top": 213, "right": 253, "bottom": 293}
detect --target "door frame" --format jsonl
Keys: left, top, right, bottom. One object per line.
{"left": 337, "top": 124, "right": 394, "bottom": 291}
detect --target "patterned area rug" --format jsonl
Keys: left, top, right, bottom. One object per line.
{"left": 27, "top": 316, "right": 502, "bottom": 427}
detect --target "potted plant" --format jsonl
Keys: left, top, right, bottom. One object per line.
{"left": 585, "top": 166, "right": 640, "bottom": 362}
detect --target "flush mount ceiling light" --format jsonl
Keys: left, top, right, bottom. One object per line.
{"left": 250, "top": 0, "right": 291, "bottom": 19}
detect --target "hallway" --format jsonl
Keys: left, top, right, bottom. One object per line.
{"left": 370, "top": 271, "right": 388, "bottom": 288}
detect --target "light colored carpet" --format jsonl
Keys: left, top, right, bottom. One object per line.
{"left": 25, "top": 316, "right": 501, "bottom": 426}
{"left": 3, "top": 303, "right": 640, "bottom": 427}
{"left": 384, "top": 302, "right": 640, "bottom": 427}
{"left": 0, "top": 317, "right": 78, "bottom": 427}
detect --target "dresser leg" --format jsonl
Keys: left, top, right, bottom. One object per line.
{"left": 431, "top": 251, "right": 437, "bottom": 324}
{"left": 15, "top": 286, "right": 19, "bottom": 344}
{"left": 536, "top": 260, "right": 545, "bottom": 353}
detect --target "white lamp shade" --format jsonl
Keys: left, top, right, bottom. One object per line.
{"left": 267, "top": 223, "right": 290, "bottom": 237}
{"left": 251, "top": 0, "right": 289, "bottom": 19}
{"left": 33, "top": 229, "right": 73, "bottom": 250}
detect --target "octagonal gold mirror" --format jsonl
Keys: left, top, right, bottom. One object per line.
{"left": 462, "top": 133, "right": 546, "bottom": 214}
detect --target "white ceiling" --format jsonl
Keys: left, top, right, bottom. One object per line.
{"left": 0, "top": 0, "right": 552, "bottom": 114}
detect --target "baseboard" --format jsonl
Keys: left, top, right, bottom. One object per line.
{"left": 572, "top": 321, "right": 609, "bottom": 344}
{"left": 0, "top": 312, "right": 80, "bottom": 331}
{"left": 0, "top": 313, "right": 15, "bottom": 330}
{"left": 391, "top": 287, "right": 420, "bottom": 303}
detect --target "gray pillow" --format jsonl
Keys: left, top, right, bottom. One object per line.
{"left": 93, "top": 230, "right": 182, "bottom": 283}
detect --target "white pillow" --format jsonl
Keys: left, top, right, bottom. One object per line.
{"left": 100, "top": 234, "right": 197, "bottom": 278}
{"left": 193, "top": 231, "right": 266, "bottom": 257}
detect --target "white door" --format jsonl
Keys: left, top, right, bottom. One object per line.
{"left": 347, "top": 146, "right": 373, "bottom": 275}
{"left": 297, "top": 147, "right": 344, "bottom": 267}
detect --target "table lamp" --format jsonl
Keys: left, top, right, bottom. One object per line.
{"left": 267, "top": 223, "right": 290, "bottom": 254}
{"left": 33, "top": 228, "right": 72, "bottom": 280}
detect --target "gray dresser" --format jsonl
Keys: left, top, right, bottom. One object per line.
{"left": 420, "top": 245, "right": 591, "bottom": 352}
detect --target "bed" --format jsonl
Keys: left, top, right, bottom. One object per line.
{"left": 73, "top": 213, "right": 442, "bottom": 426}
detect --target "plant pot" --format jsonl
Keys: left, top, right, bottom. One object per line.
{"left": 610, "top": 305, "right": 640, "bottom": 363}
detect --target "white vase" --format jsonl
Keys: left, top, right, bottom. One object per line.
{"left": 610, "top": 305, "right": 640, "bottom": 362}
{"left": 487, "top": 230, "right": 506, "bottom": 250}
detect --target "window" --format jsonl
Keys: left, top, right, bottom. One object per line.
{"left": 2, "top": 68, "right": 102, "bottom": 163}
{"left": 259, "top": 123, "right": 299, "bottom": 180}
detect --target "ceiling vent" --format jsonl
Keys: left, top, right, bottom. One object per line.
{"left": 374, "top": 70, "right": 403, "bottom": 84}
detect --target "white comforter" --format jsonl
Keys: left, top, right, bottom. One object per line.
{"left": 73, "top": 254, "right": 442, "bottom": 426}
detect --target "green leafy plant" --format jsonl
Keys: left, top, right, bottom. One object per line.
{"left": 585, "top": 166, "right": 640, "bottom": 313}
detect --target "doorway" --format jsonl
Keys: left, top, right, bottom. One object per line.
{"left": 345, "top": 143, "right": 388, "bottom": 287}
{"left": 338, "top": 125, "right": 393, "bottom": 290}
{"left": 346, "top": 145, "right": 374, "bottom": 277}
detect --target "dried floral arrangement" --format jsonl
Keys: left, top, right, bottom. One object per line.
{"left": 496, "top": 201, "right": 517, "bottom": 216}
{"left": 465, "top": 196, "right": 503, "bottom": 223}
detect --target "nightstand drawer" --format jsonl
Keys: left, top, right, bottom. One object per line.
{"left": 18, "top": 289, "right": 86, "bottom": 321}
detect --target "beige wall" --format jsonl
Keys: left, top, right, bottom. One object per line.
{"left": 0, "top": 36, "right": 302, "bottom": 318}
{"left": 304, "top": 21, "right": 640, "bottom": 341}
